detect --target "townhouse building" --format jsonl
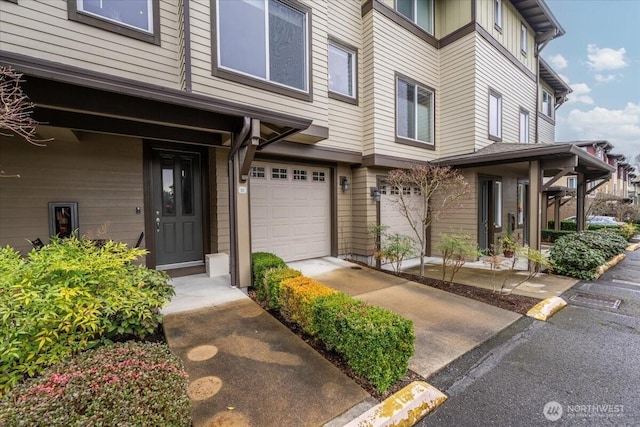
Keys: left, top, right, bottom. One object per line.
{"left": 0, "top": 0, "right": 614, "bottom": 286}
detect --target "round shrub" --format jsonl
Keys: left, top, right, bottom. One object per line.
{"left": 251, "top": 252, "right": 286, "bottom": 284}
{"left": 0, "top": 341, "right": 190, "bottom": 426}
{"left": 550, "top": 234, "right": 607, "bottom": 280}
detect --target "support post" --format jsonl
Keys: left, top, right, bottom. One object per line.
{"left": 528, "top": 161, "right": 542, "bottom": 269}
{"left": 576, "top": 172, "right": 586, "bottom": 232}
{"left": 554, "top": 197, "right": 561, "bottom": 231}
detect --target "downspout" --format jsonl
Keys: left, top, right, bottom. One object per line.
{"left": 228, "top": 117, "right": 251, "bottom": 287}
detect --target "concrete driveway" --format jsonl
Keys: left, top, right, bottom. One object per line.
{"left": 288, "top": 257, "right": 521, "bottom": 378}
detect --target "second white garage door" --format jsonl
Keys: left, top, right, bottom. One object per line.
{"left": 380, "top": 185, "right": 421, "bottom": 255}
{"left": 250, "top": 161, "right": 331, "bottom": 262}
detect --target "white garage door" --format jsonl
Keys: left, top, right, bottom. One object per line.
{"left": 380, "top": 185, "right": 421, "bottom": 254}
{"left": 250, "top": 161, "right": 331, "bottom": 262}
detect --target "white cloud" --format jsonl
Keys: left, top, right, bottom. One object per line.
{"left": 587, "top": 45, "right": 628, "bottom": 71}
{"left": 566, "top": 82, "right": 594, "bottom": 105}
{"left": 565, "top": 103, "right": 640, "bottom": 159}
{"left": 594, "top": 73, "right": 617, "bottom": 83}
{"left": 548, "top": 54, "right": 568, "bottom": 70}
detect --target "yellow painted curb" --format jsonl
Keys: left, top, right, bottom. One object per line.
{"left": 343, "top": 381, "right": 447, "bottom": 427}
{"left": 626, "top": 242, "right": 640, "bottom": 252}
{"left": 526, "top": 297, "right": 567, "bottom": 321}
{"left": 594, "top": 253, "right": 626, "bottom": 279}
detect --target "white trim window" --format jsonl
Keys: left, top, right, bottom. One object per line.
{"left": 328, "top": 42, "right": 356, "bottom": 99}
{"left": 494, "top": 0, "right": 502, "bottom": 29}
{"left": 396, "top": 0, "right": 434, "bottom": 34}
{"left": 519, "top": 110, "right": 529, "bottom": 143}
{"left": 489, "top": 91, "right": 502, "bottom": 140}
{"left": 77, "top": 0, "right": 153, "bottom": 33}
{"left": 520, "top": 23, "right": 527, "bottom": 55}
{"left": 217, "top": 0, "right": 309, "bottom": 92}
{"left": 494, "top": 181, "right": 503, "bottom": 228}
{"left": 396, "top": 76, "right": 435, "bottom": 145}
{"left": 542, "top": 90, "right": 554, "bottom": 118}
{"left": 517, "top": 183, "right": 525, "bottom": 226}
{"left": 567, "top": 177, "right": 577, "bottom": 189}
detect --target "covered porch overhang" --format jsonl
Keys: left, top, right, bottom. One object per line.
{"left": 1, "top": 50, "right": 322, "bottom": 287}
{"left": 436, "top": 143, "right": 615, "bottom": 252}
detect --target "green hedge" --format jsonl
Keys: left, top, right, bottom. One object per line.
{"left": 0, "top": 342, "right": 190, "bottom": 426}
{"left": 252, "top": 252, "right": 415, "bottom": 392}
{"left": 549, "top": 230, "right": 628, "bottom": 280}
{"left": 0, "top": 238, "right": 173, "bottom": 395}
{"left": 541, "top": 229, "right": 575, "bottom": 243}
{"left": 312, "top": 293, "right": 414, "bottom": 392}
{"left": 252, "top": 252, "right": 286, "bottom": 284}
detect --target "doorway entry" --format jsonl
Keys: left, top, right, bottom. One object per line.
{"left": 478, "top": 176, "right": 501, "bottom": 254}
{"left": 151, "top": 148, "right": 204, "bottom": 268}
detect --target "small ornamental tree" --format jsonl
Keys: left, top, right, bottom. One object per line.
{"left": 386, "top": 163, "right": 470, "bottom": 276}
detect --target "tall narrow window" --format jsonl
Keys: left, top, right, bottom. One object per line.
{"left": 519, "top": 110, "right": 530, "bottom": 143}
{"left": 520, "top": 23, "right": 527, "bottom": 55}
{"left": 489, "top": 91, "right": 502, "bottom": 141}
{"left": 396, "top": 0, "right": 434, "bottom": 34}
{"left": 328, "top": 41, "right": 356, "bottom": 100}
{"left": 542, "top": 90, "right": 554, "bottom": 117}
{"left": 217, "top": 0, "right": 309, "bottom": 92}
{"left": 517, "top": 183, "right": 525, "bottom": 226}
{"left": 396, "top": 76, "right": 435, "bottom": 145}
{"left": 494, "top": 0, "right": 502, "bottom": 29}
{"left": 494, "top": 181, "right": 503, "bottom": 228}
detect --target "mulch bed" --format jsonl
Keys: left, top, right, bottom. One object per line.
{"left": 247, "top": 266, "right": 540, "bottom": 401}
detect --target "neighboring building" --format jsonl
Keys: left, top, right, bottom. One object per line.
{"left": 630, "top": 176, "right": 640, "bottom": 206}
{"left": 0, "top": 0, "right": 614, "bottom": 286}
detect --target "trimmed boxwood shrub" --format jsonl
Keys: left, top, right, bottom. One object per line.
{"left": 279, "top": 276, "right": 337, "bottom": 333}
{"left": 252, "top": 252, "right": 286, "bottom": 284}
{"left": 550, "top": 230, "right": 627, "bottom": 280}
{"left": 262, "top": 267, "right": 302, "bottom": 310}
{"left": 0, "top": 238, "right": 173, "bottom": 394}
{"left": 0, "top": 341, "right": 190, "bottom": 426}
{"left": 312, "top": 293, "right": 414, "bottom": 392}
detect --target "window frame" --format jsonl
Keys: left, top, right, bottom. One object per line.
{"left": 394, "top": 73, "right": 436, "bottom": 150}
{"left": 327, "top": 37, "right": 358, "bottom": 105}
{"left": 488, "top": 89, "right": 502, "bottom": 142}
{"left": 211, "top": 0, "right": 313, "bottom": 102}
{"left": 517, "top": 183, "right": 525, "bottom": 226}
{"left": 519, "top": 109, "right": 530, "bottom": 143}
{"left": 394, "top": 0, "right": 435, "bottom": 35}
{"left": 520, "top": 23, "right": 527, "bottom": 56}
{"left": 494, "top": 0, "right": 503, "bottom": 30}
{"left": 567, "top": 177, "right": 577, "bottom": 189}
{"left": 542, "top": 89, "right": 554, "bottom": 118}
{"left": 67, "top": 0, "right": 160, "bottom": 45}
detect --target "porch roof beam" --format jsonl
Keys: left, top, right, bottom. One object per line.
{"left": 542, "top": 166, "right": 574, "bottom": 191}
{"left": 586, "top": 179, "right": 608, "bottom": 195}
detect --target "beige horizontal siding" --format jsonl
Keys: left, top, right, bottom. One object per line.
{"left": 538, "top": 118, "right": 555, "bottom": 143}
{"left": 365, "top": 11, "right": 440, "bottom": 161}
{"left": 214, "top": 147, "right": 230, "bottom": 254}
{"left": 351, "top": 167, "right": 379, "bottom": 259}
{"left": 438, "top": 32, "right": 476, "bottom": 157}
{"left": 0, "top": 133, "right": 144, "bottom": 254}
{"left": 474, "top": 33, "right": 536, "bottom": 150}
{"left": 0, "top": 0, "right": 181, "bottom": 88}
{"left": 436, "top": 0, "right": 472, "bottom": 38}
{"left": 336, "top": 164, "right": 353, "bottom": 257}
{"left": 475, "top": 0, "right": 535, "bottom": 73}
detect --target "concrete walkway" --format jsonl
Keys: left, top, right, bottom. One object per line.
{"left": 289, "top": 257, "right": 521, "bottom": 378}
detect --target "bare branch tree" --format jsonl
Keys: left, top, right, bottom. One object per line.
{"left": 0, "top": 66, "right": 50, "bottom": 146}
{"left": 386, "top": 163, "right": 470, "bottom": 276}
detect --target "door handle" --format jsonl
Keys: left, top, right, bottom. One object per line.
{"left": 155, "top": 217, "right": 160, "bottom": 232}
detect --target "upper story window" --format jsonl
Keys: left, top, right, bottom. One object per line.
{"left": 542, "top": 90, "right": 554, "bottom": 118}
{"left": 519, "top": 110, "right": 529, "bottom": 143}
{"left": 396, "top": 0, "right": 434, "bottom": 34}
{"left": 567, "top": 177, "right": 577, "bottom": 189}
{"left": 520, "top": 23, "right": 527, "bottom": 55}
{"left": 396, "top": 75, "right": 435, "bottom": 146}
{"left": 68, "top": 0, "right": 160, "bottom": 44}
{"left": 494, "top": 0, "right": 502, "bottom": 30}
{"left": 216, "top": 0, "right": 310, "bottom": 96}
{"left": 328, "top": 39, "right": 357, "bottom": 102}
{"left": 489, "top": 90, "right": 502, "bottom": 141}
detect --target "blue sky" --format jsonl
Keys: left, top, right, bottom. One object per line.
{"left": 542, "top": 0, "right": 640, "bottom": 164}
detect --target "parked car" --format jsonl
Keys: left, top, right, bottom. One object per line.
{"left": 563, "top": 215, "right": 624, "bottom": 225}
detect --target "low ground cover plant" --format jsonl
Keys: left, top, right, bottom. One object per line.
{"left": 550, "top": 230, "right": 627, "bottom": 280}
{"left": 0, "top": 341, "right": 190, "bottom": 426}
{"left": 251, "top": 252, "right": 415, "bottom": 392}
{"left": 0, "top": 237, "right": 173, "bottom": 394}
